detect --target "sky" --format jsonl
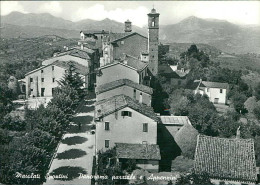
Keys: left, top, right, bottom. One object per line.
{"left": 1, "top": 1, "right": 260, "bottom": 27}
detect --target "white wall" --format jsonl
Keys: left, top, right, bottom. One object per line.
{"left": 96, "top": 107, "right": 157, "bottom": 152}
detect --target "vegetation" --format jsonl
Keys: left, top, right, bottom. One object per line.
{"left": 176, "top": 171, "right": 213, "bottom": 185}
{"left": 156, "top": 44, "right": 260, "bottom": 162}
{"left": 0, "top": 65, "right": 86, "bottom": 184}
{"left": 96, "top": 147, "right": 137, "bottom": 185}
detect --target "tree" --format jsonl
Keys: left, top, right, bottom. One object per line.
{"left": 58, "top": 62, "right": 85, "bottom": 99}
{"left": 254, "top": 82, "right": 260, "bottom": 101}
{"left": 231, "top": 92, "right": 247, "bottom": 114}
{"left": 176, "top": 171, "right": 213, "bottom": 185}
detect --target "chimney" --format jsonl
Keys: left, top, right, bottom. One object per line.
{"left": 124, "top": 19, "right": 132, "bottom": 32}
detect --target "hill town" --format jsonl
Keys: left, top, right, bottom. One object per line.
{"left": 0, "top": 5, "right": 260, "bottom": 185}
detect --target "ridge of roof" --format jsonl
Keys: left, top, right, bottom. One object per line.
{"left": 200, "top": 81, "right": 229, "bottom": 89}
{"left": 96, "top": 79, "right": 153, "bottom": 95}
{"left": 95, "top": 94, "right": 158, "bottom": 121}
{"left": 194, "top": 134, "right": 257, "bottom": 183}
{"left": 25, "top": 60, "right": 87, "bottom": 76}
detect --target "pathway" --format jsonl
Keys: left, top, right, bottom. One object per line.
{"left": 44, "top": 96, "right": 96, "bottom": 185}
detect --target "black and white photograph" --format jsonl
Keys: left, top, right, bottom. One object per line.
{"left": 0, "top": 1, "right": 260, "bottom": 184}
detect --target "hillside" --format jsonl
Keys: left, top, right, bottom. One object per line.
{"left": 0, "top": 12, "right": 146, "bottom": 38}
{"left": 0, "top": 36, "right": 77, "bottom": 82}
{"left": 160, "top": 16, "right": 260, "bottom": 54}
{"left": 1, "top": 12, "right": 260, "bottom": 54}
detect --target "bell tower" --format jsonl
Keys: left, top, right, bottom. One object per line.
{"left": 148, "top": 8, "right": 159, "bottom": 76}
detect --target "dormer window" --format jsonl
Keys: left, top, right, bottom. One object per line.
{"left": 121, "top": 111, "right": 132, "bottom": 117}
{"left": 121, "top": 41, "right": 124, "bottom": 45}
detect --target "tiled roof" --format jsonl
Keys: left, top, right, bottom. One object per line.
{"left": 159, "top": 116, "right": 191, "bottom": 126}
{"left": 121, "top": 54, "right": 148, "bottom": 71}
{"left": 116, "top": 143, "right": 161, "bottom": 160}
{"left": 95, "top": 94, "right": 158, "bottom": 121}
{"left": 103, "top": 32, "right": 147, "bottom": 43}
{"left": 194, "top": 135, "right": 257, "bottom": 183}
{"left": 56, "top": 48, "right": 94, "bottom": 60}
{"left": 81, "top": 30, "right": 109, "bottom": 35}
{"left": 101, "top": 55, "right": 148, "bottom": 72}
{"left": 96, "top": 79, "right": 153, "bottom": 95}
{"left": 201, "top": 81, "right": 229, "bottom": 89}
{"left": 25, "top": 60, "right": 88, "bottom": 76}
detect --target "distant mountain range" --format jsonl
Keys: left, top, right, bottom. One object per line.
{"left": 1, "top": 12, "right": 260, "bottom": 54}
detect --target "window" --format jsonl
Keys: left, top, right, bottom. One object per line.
{"left": 30, "top": 78, "right": 33, "bottom": 82}
{"left": 52, "top": 88, "right": 55, "bottom": 95}
{"left": 52, "top": 78, "right": 55, "bottom": 83}
{"left": 30, "top": 89, "right": 33, "bottom": 92}
{"left": 142, "top": 141, "right": 147, "bottom": 144}
{"left": 121, "top": 111, "right": 132, "bottom": 117}
{"left": 105, "top": 140, "right": 109, "bottom": 148}
{"left": 41, "top": 88, "right": 45, "bottom": 97}
{"left": 105, "top": 122, "right": 109, "bottom": 130}
{"left": 41, "top": 70, "right": 44, "bottom": 73}
{"left": 220, "top": 89, "right": 223, "bottom": 93}
{"left": 207, "top": 88, "right": 209, "bottom": 92}
{"left": 143, "top": 123, "right": 148, "bottom": 132}
{"left": 52, "top": 66, "right": 54, "bottom": 71}
{"left": 133, "top": 89, "right": 136, "bottom": 99}
{"left": 41, "top": 78, "right": 44, "bottom": 82}
{"left": 121, "top": 41, "right": 124, "bottom": 45}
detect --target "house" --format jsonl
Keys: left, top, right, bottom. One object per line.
{"left": 95, "top": 79, "right": 153, "bottom": 106}
{"left": 96, "top": 54, "right": 149, "bottom": 86}
{"left": 95, "top": 94, "right": 159, "bottom": 152}
{"left": 43, "top": 47, "right": 99, "bottom": 88}
{"left": 194, "top": 135, "right": 257, "bottom": 184}
{"left": 25, "top": 60, "right": 88, "bottom": 98}
{"left": 116, "top": 143, "right": 161, "bottom": 173}
{"left": 195, "top": 80, "right": 229, "bottom": 104}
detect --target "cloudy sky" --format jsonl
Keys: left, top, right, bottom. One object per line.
{"left": 1, "top": 1, "right": 260, "bottom": 27}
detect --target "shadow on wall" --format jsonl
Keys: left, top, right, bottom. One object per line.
{"left": 157, "top": 123, "right": 181, "bottom": 172}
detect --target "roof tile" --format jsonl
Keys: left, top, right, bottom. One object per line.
{"left": 194, "top": 135, "right": 257, "bottom": 183}
{"left": 116, "top": 143, "right": 161, "bottom": 160}
{"left": 96, "top": 79, "right": 153, "bottom": 95}
{"left": 95, "top": 94, "right": 158, "bottom": 121}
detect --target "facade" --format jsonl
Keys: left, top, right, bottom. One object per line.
{"left": 100, "top": 32, "right": 148, "bottom": 66}
{"left": 195, "top": 80, "right": 229, "bottom": 104}
{"left": 25, "top": 61, "right": 87, "bottom": 98}
{"left": 116, "top": 143, "right": 161, "bottom": 173}
{"left": 96, "top": 55, "right": 148, "bottom": 86}
{"left": 95, "top": 79, "right": 153, "bottom": 106}
{"left": 148, "top": 8, "right": 160, "bottom": 76}
{"left": 194, "top": 135, "right": 257, "bottom": 184}
{"left": 43, "top": 47, "right": 99, "bottom": 88}
{"left": 95, "top": 95, "right": 158, "bottom": 152}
